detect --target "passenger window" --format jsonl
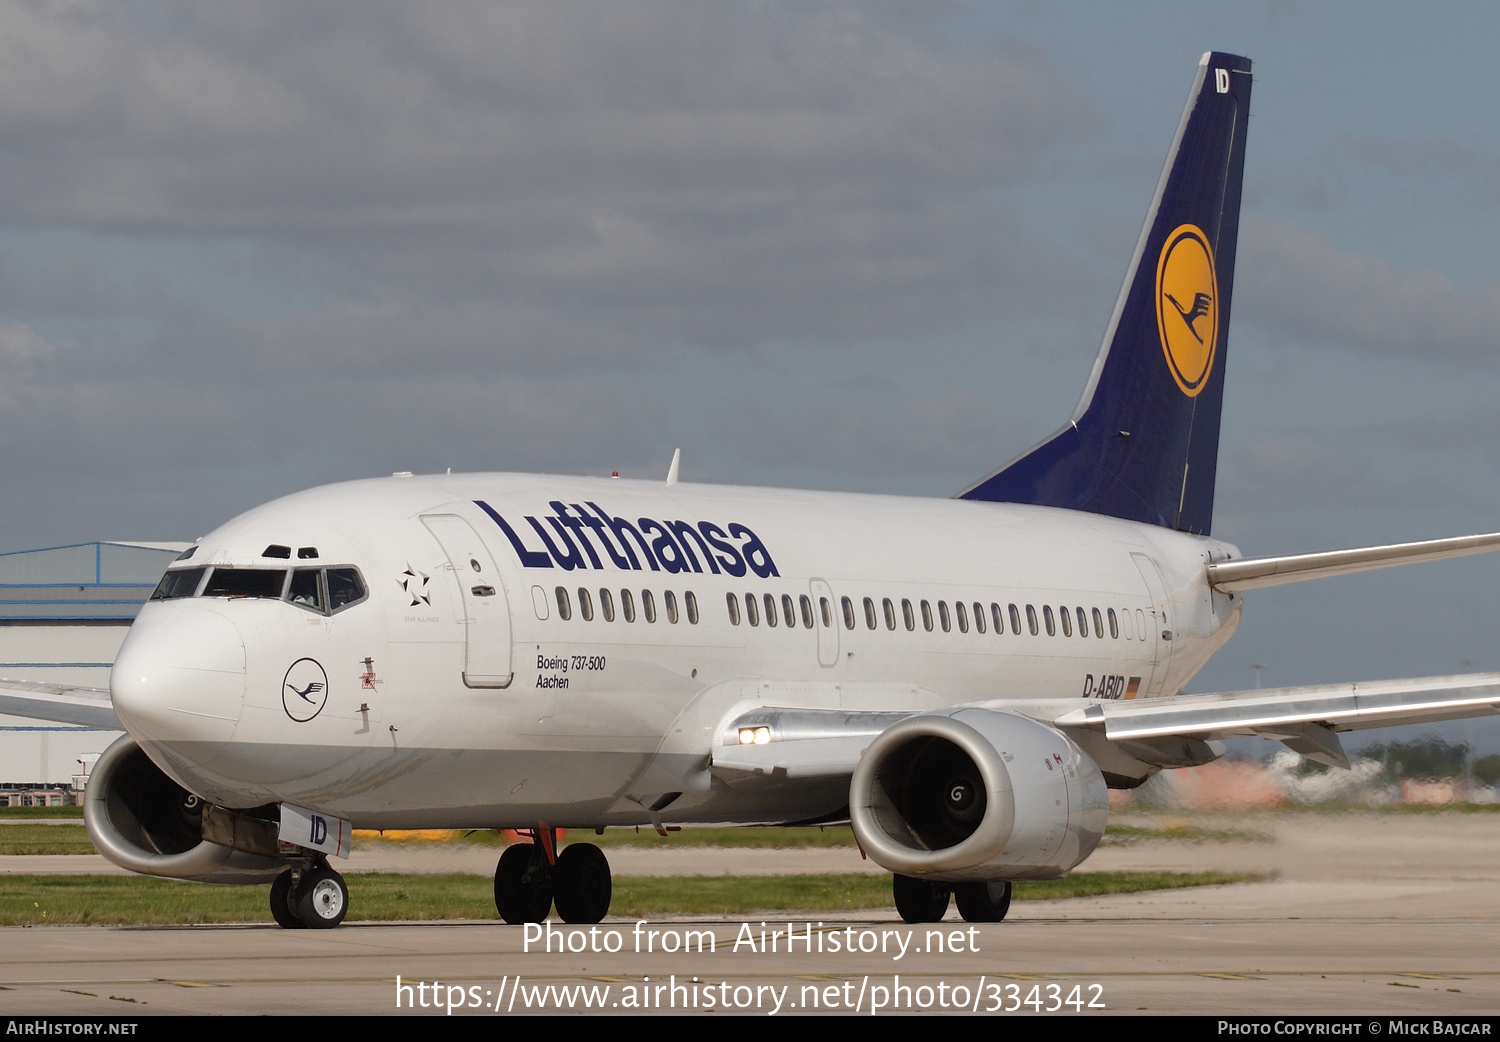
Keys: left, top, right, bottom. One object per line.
{"left": 1136, "top": 608, "right": 1147, "bottom": 638}
{"left": 1077, "top": 606, "right": 1088, "bottom": 637}
{"left": 764, "top": 593, "right": 778, "bottom": 628}
{"left": 991, "top": 603, "right": 1004, "bottom": 634}
{"left": 686, "top": 591, "right": 699, "bottom": 624}
{"left": 287, "top": 569, "right": 325, "bottom": 613}
{"left": 1059, "top": 606, "right": 1071, "bottom": 637}
{"left": 819, "top": 596, "right": 832, "bottom": 628}
{"left": 643, "top": 590, "right": 657, "bottom": 623}
{"left": 842, "top": 596, "right": 855, "bottom": 630}
{"left": 939, "top": 601, "right": 951, "bottom": 633}
{"left": 746, "top": 593, "right": 760, "bottom": 627}
{"left": 882, "top": 598, "right": 896, "bottom": 631}
{"left": 863, "top": 597, "right": 877, "bottom": 630}
{"left": 622, "top": 589, "right": 636, "bottom": 623}
{"left": 974, "top": 602, "right": 985, "bottom": 634}
{"left": 921, "top": 600, "right": 933, "bottom": 632}
{"left": 1093, "top": 607, "right": 1104, "bottom": 638}
{"left": 955, "top": 601, "right": 968, "bottom": 633}
{"left": 726, "top": 592, "right": 740, "bottom": 626}
{"left": 1026, "top": 604, "right": 1038, "bottom": 636}
{"left": 1044, "top": 605, "right": 1056, "bottom": 636}
{"left": 665, "top": 590, "right": 678, "bottom": 624}
{"left": 902, "top": 598, "right": 915, "bottom": 631}
{"left": 781, "top": 594, "right": 795, "bottom": 628}
{"left": 578, "top": 587, "right": 594, "bottom": 621}
{"left": 600, "top": 588, "right": 615, "bottom": 622}
{"left": 555, "top": 586, "right": 572, "bottom": 621}
{"left": 799, "top": 594, "right": 813, "bottom": 629}
{"left": 1108, "top": 607, "right": 1119, "bottom": 639}
{"left": 1010, "top": 604, "right": 1022, "bottom": 634}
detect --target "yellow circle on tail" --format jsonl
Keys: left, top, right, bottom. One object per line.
{"left": 1155, "top": 224, "right": 1218, "bottom": 397}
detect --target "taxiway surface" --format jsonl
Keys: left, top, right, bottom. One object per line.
{"left": 1, "top": 811, "right": 1495, "bottom": 1016}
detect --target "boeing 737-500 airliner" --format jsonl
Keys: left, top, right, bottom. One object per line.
{"left": 6, "top": 52, "right": 1500, "bottom": 929}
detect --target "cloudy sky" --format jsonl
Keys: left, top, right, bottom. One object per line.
{"left": 3, "top": 1, "right": 1500, "bottom": 746}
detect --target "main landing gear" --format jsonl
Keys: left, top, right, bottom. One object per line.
{"left": 269, "top": 862, "right": 350, "bottom": 929}
{"left": 495, "top": 828, "right": 613, "bottom": 925}
{"left": 893, "top": 875, "right": 1012, "bottom": 925}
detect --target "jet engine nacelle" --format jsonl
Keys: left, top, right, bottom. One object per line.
{"left": 850, "top": 708, "right": 1108, "bottom": 882}
{"left": 84, "top": 734, "right": 290, "bottom": 884}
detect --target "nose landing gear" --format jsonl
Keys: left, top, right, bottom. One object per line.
{"left": 494, "top": 826, "right": 613, "bottom": 925}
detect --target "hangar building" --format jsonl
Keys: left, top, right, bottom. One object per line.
{"left": 0, "top": 541, "right": 186, "bottom": 803}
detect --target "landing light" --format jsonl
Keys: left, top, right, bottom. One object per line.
{"left": 737, "top": 726, "right": 771, "bottom": 746}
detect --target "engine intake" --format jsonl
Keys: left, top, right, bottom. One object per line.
{"left": 850, "top": 709, "right": 1108, "bottom": 882}
{"left": 84, "top": 734, "right": 292, "bottom": 884}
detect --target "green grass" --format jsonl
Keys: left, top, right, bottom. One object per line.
{"left": 0, "top": 806, "right": 82, "bottom": 819}
{"left": 607, "top": 870, "right": 1261, "bottom": 915}
{"left": 0, "top": 870, "right": 1265, "bottom": 926}
{"left": 0, "top": 818, "right": 1277, "bottom": 857}
{"left": 0, "top": 824, "right": 95, "bottom": 855}
{"left": 363, "top": 818, "right": 1288, "bottom": 851}
{"left": 357, "top": 826, "right": 862, "bottom": 849}
{"left": 0, "top": 817, "right": 1276, "bottom": 857}
{"left": 1099, "top": 823, "right": 1273, "bottom": 846}
{"left": 1265, "top": 801, "right": 1500, "bottom": 815}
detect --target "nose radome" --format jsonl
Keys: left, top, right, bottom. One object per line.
{"left": 110, "top": 603, "right": 247, "bottom": 749}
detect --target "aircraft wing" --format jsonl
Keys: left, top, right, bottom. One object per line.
{"left": 712, "top": 673, "right": 1500, "bottom": 780}
{"left": 711, "top": 708, "right": 906, "bottom": 780}
{"left": 1050, "top": 672, "right": 1500, "bottom": 768}
{"left": 0, "top": 679, "right": 120, "bottom": 729}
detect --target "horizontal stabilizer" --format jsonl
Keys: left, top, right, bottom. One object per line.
{"left": 1208, "top": 531, "right": 1500, "bottom": 592}
{"left": 1053, "top": 672, "right": 1500, "bottom": 765}
{"left": 0, "top": 679, "right": 119, "bottom": 729}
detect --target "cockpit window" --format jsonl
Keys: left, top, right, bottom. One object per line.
{"left": 287, "top": 568, "right": 325, "bottom": 613}
{"left": 151, "top": 567, "right": 206, "bottom": 600}
{"left": 285, "top": 567, "right": 366, "bottom": 615}
{"left": 327, "top": 568, "right": 366, "bottom": 611}
{"left": 202, "top": 568, "right": 287, "bottom": 599}
{"left": 154, "top": 562, "right": 368, "bottom": 614}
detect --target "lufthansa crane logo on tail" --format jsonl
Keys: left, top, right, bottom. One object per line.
{"left": 1155, "top": 224, "right": 1219, "bottom": 397}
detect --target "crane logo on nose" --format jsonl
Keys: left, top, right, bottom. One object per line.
{"left": 283, "top": 658, "right": 329, "bottom": 722}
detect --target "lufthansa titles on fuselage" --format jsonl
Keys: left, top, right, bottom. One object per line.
{"left": 477, "top": 499, "right": 779, "bottom": 578}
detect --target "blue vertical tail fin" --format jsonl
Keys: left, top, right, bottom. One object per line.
{"left": 959, "top": 52, "right": 1252, "bottom": 536}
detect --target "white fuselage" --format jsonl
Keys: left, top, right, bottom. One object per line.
{"left": 109, "top": 473, "right": 1241, "bottom": 829}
